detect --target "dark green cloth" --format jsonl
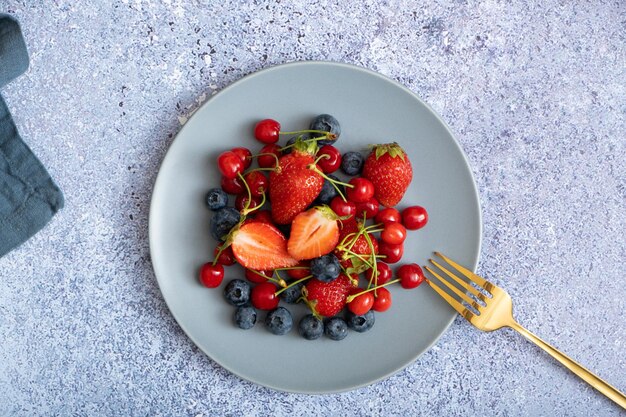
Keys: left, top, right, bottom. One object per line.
{"left": 0, "top": 14, "right": 63, "bottom": 257}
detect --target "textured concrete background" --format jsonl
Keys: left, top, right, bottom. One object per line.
{"left": 0, "top": 1, "right": 624, "bottom": 416}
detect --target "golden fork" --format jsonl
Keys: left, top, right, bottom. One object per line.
{"left": 424, "top": 252, "right": 626, "bottom": 410}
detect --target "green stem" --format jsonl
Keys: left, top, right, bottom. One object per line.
{"left": 274, "top": 275, "right": 313, "bottom": 296}
{"left": 346, "top": 279, "right": 400, "bottom": 303}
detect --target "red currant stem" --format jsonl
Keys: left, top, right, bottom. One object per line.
{"left": 241, "top": 192, "right": 266, "bottom": 217}
{"left": 346, "top": 279, "right": 400, "bottom": 303}
{"left": 274, "top": 275, "right": 313, "bottom": 296}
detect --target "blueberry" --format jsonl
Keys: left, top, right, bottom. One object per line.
{"left": 210, "top": 207, "right": 240, "bottom": 241}
{"left": 298, "top": 314, "right": 324, "bottom": 340}
{"left": 310, "top": 254, "right": 341, "bottom": 282}
{"left": 265, "top": 307, "right": 293, "bottom": 335}
{"left": 346, "top": 310, "right": 375, "bottom": 333}
{"left": 223, "top": 279, "right": 250, "bottom": 306}
{"left": 310, "top": 114, "right": 341, "bottom": 146}
{"left": 314, "top": 174, "right": 343, "bottom": 205}
{"left": 205, "top": 188, "right": 228, "bottom": 211}
{"left": 279, "top": 281, "right": 304, "bottom": 304}
{"left": 341, "top": 151, "right": 364, "bottom": 176}
{"left": 324, "top": 317, "right": 348, "bottom": 340}
{"left": 234, "top": 305, "right": 257, "bottom": 329}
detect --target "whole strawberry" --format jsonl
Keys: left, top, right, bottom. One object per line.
{"left": 334, "top": 218, "right": 378, "bottom": 259}
{"left": 362, "top": 142, "right": 412, "bottom": 207}
{"left": 269, "top": 142, "right": 323, "bottom": 224}
{"left": 303, "top": 274, "right": 354, "bottom": 317}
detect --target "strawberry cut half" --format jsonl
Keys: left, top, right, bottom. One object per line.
{"left": 288, "top": 206, "right": 340, "bottom": 260}
{"left": 231, "top": 222, "right": 298, "bottom": 270}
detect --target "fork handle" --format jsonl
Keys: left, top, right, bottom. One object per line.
{"left": 509, "top": 321, "right": 626, "bottom": 409}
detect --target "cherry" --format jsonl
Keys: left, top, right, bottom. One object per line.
{"left": 378, "top": 241, "right": 403, "bottom": 263}
{"left": 213, "top": 245, "right": 236, "bottom": 266}
{"left": 217, "top": 151, "right": 245, "bottom": 179}
{"left": 251, "top": 282, "right": 280, "bottom": 310}
{"left": 381, "top": 222, "right": 407, "bottom": 245}
{"left": 402, "top": 205, "right": 428, "bottom": 230}
{"left": 365, "top": 262, "right": 392, "bottom": 285}
{"left": 375, "top": 207, "right": 401, "bottom": 224}
{"left": 235, "top": 194, "right": 262, "bottom": 211}
{"left": 199, "top": 263, "right": 224, "bottom": 288}
{"left": 372, "top": 287, "right": 392, "bottom": 312}
{"left": 397, "top": 263, "right": 425, "bottom": 289}
{"left": 286, "top": 261, "right": 310, "bottom": 279}
{"left": 316, "top": 145, "right": 342, "bottom": 174}
{"left": 253, "top": 210, "right": 273, "bottom": 224}
{"left": 231, "top": 147, "right": 252, "bottom": 169}
{"left": 254, "top": 119, "right": 281, "bottom": 144}
{"left": 244, "top": 171, "right": 268, "bottom": 197}
{"left": 221, "top": 175, "right": 245, "bottom": 195}
{"left": 257, "top": 144, "right": 282, "bottom": 168}
{"left": 245, "top": 268, "right": 274, "bottom": 284}
{"left": 330, "top": 196, "right": 356, "bottom": 218}
{"left": 355, "top": 197, "right": 379, "bottom": 220}
{"left": 346, "top": 177, "right": 375, "bottom": 203}
{"left": 348, "top": 290, "right": 375, "bottom": 315}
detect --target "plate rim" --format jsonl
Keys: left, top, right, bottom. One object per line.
{"left": 148, "top": 60, "right": 483, "bottom": 394}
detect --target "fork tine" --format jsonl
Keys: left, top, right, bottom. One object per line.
{"left": 424, "top": 272, "right": 473, "bottom": 319}
{"left": 428, "top": 259, "right": 487, "bottom": 302}
{"left": 434, "top": 252, "right": 493, "bottom": 291}
{"left": 425, "top": 263, "right": 480, "bottom": 306}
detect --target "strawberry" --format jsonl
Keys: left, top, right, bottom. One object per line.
{"left": 230, "top": 222, "right": 298, "bottom": 270}
{"left": 269, "top": 142, "right": 324, "bottom": 224}
{"left": 303, "top": 274, "right": 355, "bottom": 317}
{"left": 362, "top": 142, "right": 413, "bottom": 207}
{"left": 288, "top": 206, "right": 340, "bottom": 260}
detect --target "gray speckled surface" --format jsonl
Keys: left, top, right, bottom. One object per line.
{"left": 0, "top": 1, "right": 624, "bottom": 415}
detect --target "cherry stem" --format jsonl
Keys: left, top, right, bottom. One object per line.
{"left": 346, "top": 279, "right": 400, "bottom": 303}
{"left": 212, "top": 244, "right": 227, "bottom": 266}
{"left": 343, "top": 249, "right": 374, "bottom": 269}
{"left": 312, "top": 153, "right": 331, "bottom": 165}
{"left": 274, "top": 275, "right": 313, "bottom": 296}
{"left": 308, "top": 165, "right": 353, "bottom": 202}
{"left": 249, "top": 269, "right": 286, "bottom": 287}
{"left": 249, "top": 152, "right": 280, "bottom": 167}
{"left": 279, "top": 129, "right": 335, "bottom": 139}
{"left": 362, "top": 231, "right": 378, "bottom": 292}
{"left": 241, "top": 192, "right": 266, "bottom": 216}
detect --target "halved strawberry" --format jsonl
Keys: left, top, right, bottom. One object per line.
{"left": 288, "top": 206, "right": 340, "bottom": 260}
{"left": 230, "top": 222, "right": 298, "bottom": 270}
{"left": 303, "top": 274, "right": 355, "bottom": 317}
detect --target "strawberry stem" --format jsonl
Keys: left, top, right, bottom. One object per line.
{"left": 346, "top": 279, "right": 400, "bottom": 303}
{"left": 274, "top": 275, "right": 313, "bottom": 296}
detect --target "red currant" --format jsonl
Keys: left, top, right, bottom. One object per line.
{"left": 213, "top": 245, "right": 235, "bottom": 266}
{"left": 402, "top": 206, "right": 428, "bottom": 230}
{"left": 245, "top": 268, "right": 274, "bottom": 284}
{"left": 355, "top": 197, "right": 379, "bottom": 220}
{"left": 254, "top": 119, "right": 281, "bottom": 144}
{"left": 199, "top": 263, "right": 224, "bottom": 288}
{"left": 348, "top": 290, "right": 375, "bottom": 315}
{"left": 221, "top": 175, "right": 245, "bottom": 195}
{"left": 316, "top": 145, "right": 342, "bottom": 174}
{"left": 217, "top": 151, "right": 245, "bottom": 179}
{"left": 257, "top": 144, "right": 282, "bottom": 168}
{"left": 373, "top": 287, "right": 392, "bottom": 312}
{"left": 381, "top": 222, "right": 407, "bottom": 245}
{"left": 286, "top": 261, "right": 310, "bottom": 279}
{"left": 378, "top": 241, "right": 404, "bottom": 263}
{"left": 346, "top": 177, "right": 375, "bottom": 203}
{"left": 251, "top": 282, "right": 280, "bottom": 310}
{"left": 235, "top": 194, "right": 262, "bottom": 211}
{"left": 253, "top": 210, "right": 273, "bottom": 224}
{"left": 330, "top": 196, "right": 356, "bottom": 218}
{"left": 397, "top": 263, "right": 425, "bottom": 289}
{"left": 365, "top": 262, "right": 392, "bottom": 285}
{"left": 231, "top": 147, "right": 252, "bottom": 169}
{"left": 375, "top": 207, "right": 401, "bottom": 224}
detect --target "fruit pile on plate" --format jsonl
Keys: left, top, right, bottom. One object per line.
{"left": 199, "top": 114, "right": 429, "bottom": 340}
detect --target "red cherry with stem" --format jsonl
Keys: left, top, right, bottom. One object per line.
{"left": 355, "top": 197, "right": 379, "bottom": 220}
{"left": 253, "top": 210, "right": 273, "bottom": 224}
{"left": 373, "top": 287, "right": 392, "bottom": 312}
{"left": 365, "top": 262, "right": 392, "bottom": 285}
{"left": 254, "top": 119, "right": 281, "bottom": 144}
{"left": 330, "top": 196, "right": 356, "bottom": 218}
{"left": 257, "top": 144, "right": 282, "bottom": 168}
{"left": 346, "top": 177, "right": 375, "bottom": 203}
{"left": 213, "top": 245, "right": 236, "bottom": 266}
{"left": 251, "top": 282, "right": 280, "bottom": 310}
{"left": 245, "top": 268, "right": 274, "bottom": 284}
{"left": 231, "top": 147, "right": 252, "bottom": 169}
{"left": 235, "top": 194, "right": 262, "bottom": 211}
{"left": 378, "top": 241, "right": 403, "bottom": 263}
{"left": 199, "top": 263, "right": 224, "bottom": 288}
{"left": 397, "top": 263, "right": 425, "bottom": 289}
{"left": 348, "top": 290, "right": 375, "bottom": 315}
{"left": 316, "top": 145, "right": 342, "bottom": 174}
{"left": 243, "top": 171, "right": 268, "bottom": 197}
{"left": 221, "top": 175, "right": 245, "bottom": 194}
{"left": 286, "top": 261, "right": 310, "bottom": 279}
{"left": 381, "top": 222, "right": 407, "bottom": 245}
{"left": 402, "top": 206, "right": 428, "bottom": 230}
{"left": 375, "top": 207, "right": 401, "bottom": 224}
{"left": 217, "top": 151, "right": 245, "bottom": 179}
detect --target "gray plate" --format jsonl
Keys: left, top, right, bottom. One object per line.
{"left": 149, "top": 61, "right": 482, "bottom": 394}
